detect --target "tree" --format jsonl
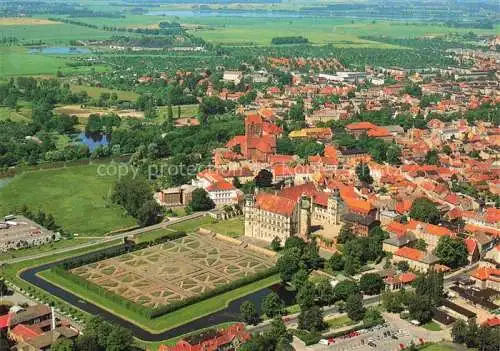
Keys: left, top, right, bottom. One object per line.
{"left": 270, "top": 236, "right": 282, "bottom": 251}
{"left": 106, "top": 326, "right": 133, "bottom": 351}
{"left": 240, "top": 301, "right": 259, "bottom": 325}
{"left": 74, "top": 335, "right": 99, "bottom": 351}
{"left": 266, "top": 318, "right": 292, "bottom": 345}
{"left": 297, "top": 281, "right": 316, "bottom": 309}
{"left": 333, "top": 280, "right": 359, "bottom": 302}
{"left": 189, "top": 188, "right": 215, "bottom": 211}
{"left": 298, "top": 306, "right": 324, "bottom": 332}
{"left": 328, "top": 253, "right": 344, "bottom": 272}
{"left": 111, "top": 175, "right": 154, "bottom": 218}
{"left": 397, "top": 261, "right": 409, "bottom": 272}
{"left": 315, "top": 278, "right": 335, "bottom": 306}
{"left": 300, "top": 243, "right": 322, "bottom": 270}
{"left": 413, "top": 238, "right": 428, "bottom": 251}
{"left": 451, "top": 319, "right": 468, "bottom": 344}
{"left": 136, "top": 199, "right": 163, "bottom": 227}
{"left": 435, "top": 236, "right": 468, "bottom": 269}
{"left": 409, "top": 197, "right": 440, "bottom": 224}
{"left": 407, "top": 293, "right": 433, "bottom": 324}
{"left": 355, "top": 162, "right": 373, "bottom": 184}
{"left": 276, "top": 247, "right": 301, "bottom": 282}
{"left": 50, "top": 339, "right": 73, "bottom": 351}
{"left": 254, "top": 169, "right": 273, "bottom": 188}
{"left": 292, "top": 269, "right": 310, "bottom": 291}
{"left": 346, "top": 293, "right": 365, "bottom": 321}
{"left": 84, "top": 316, "right": 111, "bottom": 349}
{"left": 363, "top": 307, "right": 384, "bottom": 326}
{"left": 359, "top": 273, "right": 385, "bottom": 295}
{"left": 261, "top": 292, "right": 284, "bottom": 318}
{"left": 425, "top": 149, "right": 440, "bottom": 165}
{"left": 465, "top": 319, "right": 479, "bottom": 348}
{"left": 284, "top": 236, "right": 306, "bottom": 252}
{"left": 337, "top": 224, "right": 355, "bottom": 244}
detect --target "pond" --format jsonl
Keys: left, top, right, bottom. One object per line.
{"left": 28, "top": 47, "right": 91, "bottom": 55}
{"left": 76, "top": 132, "right": 109, "bottom": 152}
{"left": 147, "top": 9, "right": 304, "bottom": 18}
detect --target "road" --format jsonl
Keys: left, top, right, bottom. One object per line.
{"left": 0, "top": 212, "right": 206, "bottom": 265}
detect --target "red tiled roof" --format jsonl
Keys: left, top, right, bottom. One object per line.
{"left": 394, "top": 247, "right": 425, "bottom": 262}
{"left": 424, "top": 223, "right": 454, "bottom": 237}
{"left": 206, "top": 180, "right": 235, "bottom": 192}
{"left": 0, "top": 314, "right": 11, "bottom": 329}
{"left": 484, "top": 317, "right": 500, "bottom": 327}
{"left": 367, "top": 127, "right": 391, "bottom": 138}
{"left": 279, "top": 183, "right": 329, "bottom": 207}
{"left": 395, "top": 200, "right": 412, "bottom": 215}
{"left": 464, "top": 238, "right": 478, "bottom": 255}
{"left": 343, "top": 197, "right": 373, "bottom": 215}
{"left": 255, "top": 192, "right": 297, "bottom": 217}
{"left": 10, "top": 324, "right": 42, "bottom": 340}
{"left": 471, "top": 266, "right": 500, "bottom": 281}
{"left": 269, "top": 154, "right": 295, "bottom": 165}
{"left": 464, "top": 224, "right": 500, "bottom": 237}
{"left": 346, "top": 122, "right": 377, "bottom": 131}
{"left": 485, "top": 208, "right": 500, "bottom": 224}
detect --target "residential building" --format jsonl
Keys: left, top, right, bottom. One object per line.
{"left": 392, "top": 247, "right": 439, "bottom": 272}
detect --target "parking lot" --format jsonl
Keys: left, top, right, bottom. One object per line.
{"left": 311, "top": 324, "right": 420, "bottom": 351}
{"left": 310, "top": 312, "right": 450, "bottom": 351}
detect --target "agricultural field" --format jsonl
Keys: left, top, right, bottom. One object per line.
{"left": 54, "top": 104, "right": 144, "bottom": 121}
{"left": 0, "top": 47, "right": 107, "bottom": 77}
{"left": 68, "top": 84, "right": 139, "bottom": 101}
{"left": 0, "top": 22, "right": 113, "bottom": 43}
{"left": 0, "top": 164, "right": 136, "bottom": 236}
{"left": 72, "top": 232, "right": 275, "bottom": 308}
{"left": 0, "top": 18, "right": 58, "bottom": 26}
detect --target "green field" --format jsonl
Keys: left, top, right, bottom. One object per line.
{"left": 202, "top": 217, "right": 244, "bottom": 238}
{"left": 158, "top": 104, "right": 199, "bottom": 119}
{"left": 0, "top": 106, "right": 31, "bottom": 122}
{"left": 0, "top": 47, "right": 107, "bottom": 77}
{"left": 420, "top": 344, "right": 460, "bottom": 351}
{"left": 0, "top": 164, "right": 136, "bottom": 236}
{"left": 0, "top": 23, "right": 113, "bottom": 43}
{"left": 422, "top": 321, "right": 442, "bottom": 331}
{"left": 69, "top": 84, "right": 139, "bottom": 101}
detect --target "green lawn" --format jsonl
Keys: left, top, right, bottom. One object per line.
{"left": 326, "top": 315, "right": 355, "bottom": 329}
{"left": 167, "top": 216, "right": 244, "bottom": 238}
{"left": 422, "top": 321, "right": 443, "bottom": 331}
{"left": 69, "top": 84, "right": 139, "bottom": 101}
{"left": 202, "top": 217, "right": 244, "bottom": 238}
{"left": 0, "top": 164, "right": 136, "bottom": 236}
{"left": 40, "top": 269, "right": 280, "bottom": 334}
{"left": 134, "top": 228, "right": 177, "bottom": 243}
{"left": 157, "top": 104, "right": 199, "bottom": 119}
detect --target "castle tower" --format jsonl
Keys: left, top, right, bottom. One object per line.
{"left": 298, "top": 195, "right": 312, "bottom": 240}
{"left": 327, "top": 189, "right": 343, "bottom": 225}
{"left": 244, "top": 194, "right": 256, "bottom": 238}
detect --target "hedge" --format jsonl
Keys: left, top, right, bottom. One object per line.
{"left": 291, "top": 330, "right": 322, "bottom": 345}
{"left": 50, "top": 230, "right": 278, "bottom": 319}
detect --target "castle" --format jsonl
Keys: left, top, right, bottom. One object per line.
{"left": 244, "top": 184, "right": 343, "bottom": 245}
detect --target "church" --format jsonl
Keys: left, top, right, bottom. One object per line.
{"left": 226, "top": 113, "right": 281, "bottom": 162}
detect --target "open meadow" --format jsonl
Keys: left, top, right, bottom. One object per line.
{"left": 0, "top": 164, "right": 136, "bottom": 236}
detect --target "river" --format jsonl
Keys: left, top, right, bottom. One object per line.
{"left": 20, "top": 245, "right": 295, "bottom": 341}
